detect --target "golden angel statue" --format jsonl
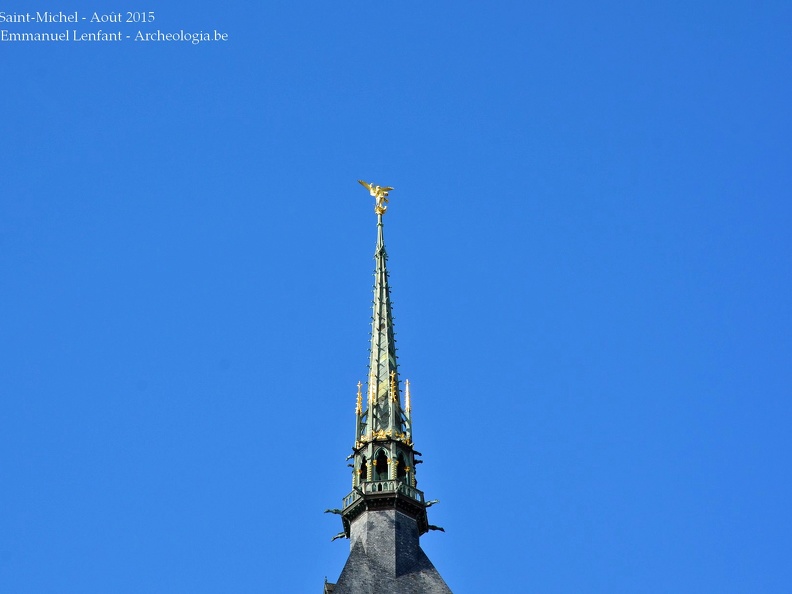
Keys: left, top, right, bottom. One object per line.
{"left": 358, "top": 180, "right": 394, "bottom": 215}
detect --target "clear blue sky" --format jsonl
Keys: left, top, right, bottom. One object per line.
{"left": 2, "top": 1, "right": 790, "bottom": 592}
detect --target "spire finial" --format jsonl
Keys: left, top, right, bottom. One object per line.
{"left": 358, "top": 180, "right": 394, "bottom": 215}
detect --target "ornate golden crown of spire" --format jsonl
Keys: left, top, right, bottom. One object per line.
{"left": 358, "top": 180, "right": 394, "bottom": 215}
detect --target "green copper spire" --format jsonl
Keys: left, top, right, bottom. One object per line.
{"left": 325, "top": 182, "right": 450, "bottom": 593}
{"left": 340, "top": 180, "right": 425, "bottom": 513}
{"left": 365, "top": 211, "right": 406, "bottom": 435}
{"left": 356, "top": 180, "right": 408, "bottom": 441}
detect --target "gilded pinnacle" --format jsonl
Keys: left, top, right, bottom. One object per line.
{"left": 390, "top": 370, "right": 398, "bottom": 403}
{"left": 358, "top": 180, "right": 394, "bottom": 215}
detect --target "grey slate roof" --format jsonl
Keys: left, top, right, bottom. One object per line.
{"left": 332, "top": 509, "right": 452, "bottom": 594}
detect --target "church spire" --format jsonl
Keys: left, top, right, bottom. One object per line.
{"left": 325, "top": 182, "right": 451, "bottom": 593}
{"left": 363, "top": 196, "right": 407, "bottom": 440}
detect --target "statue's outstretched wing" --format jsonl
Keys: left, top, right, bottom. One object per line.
{"left": 358, "top": 180, "right": 373, "bottom": 191}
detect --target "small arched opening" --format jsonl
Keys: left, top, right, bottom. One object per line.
{"left": 397, "top": 453, "right": 408, "bottom": 482}
{"left": 374, "top": 450, "right": 388, "bottom": 481}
